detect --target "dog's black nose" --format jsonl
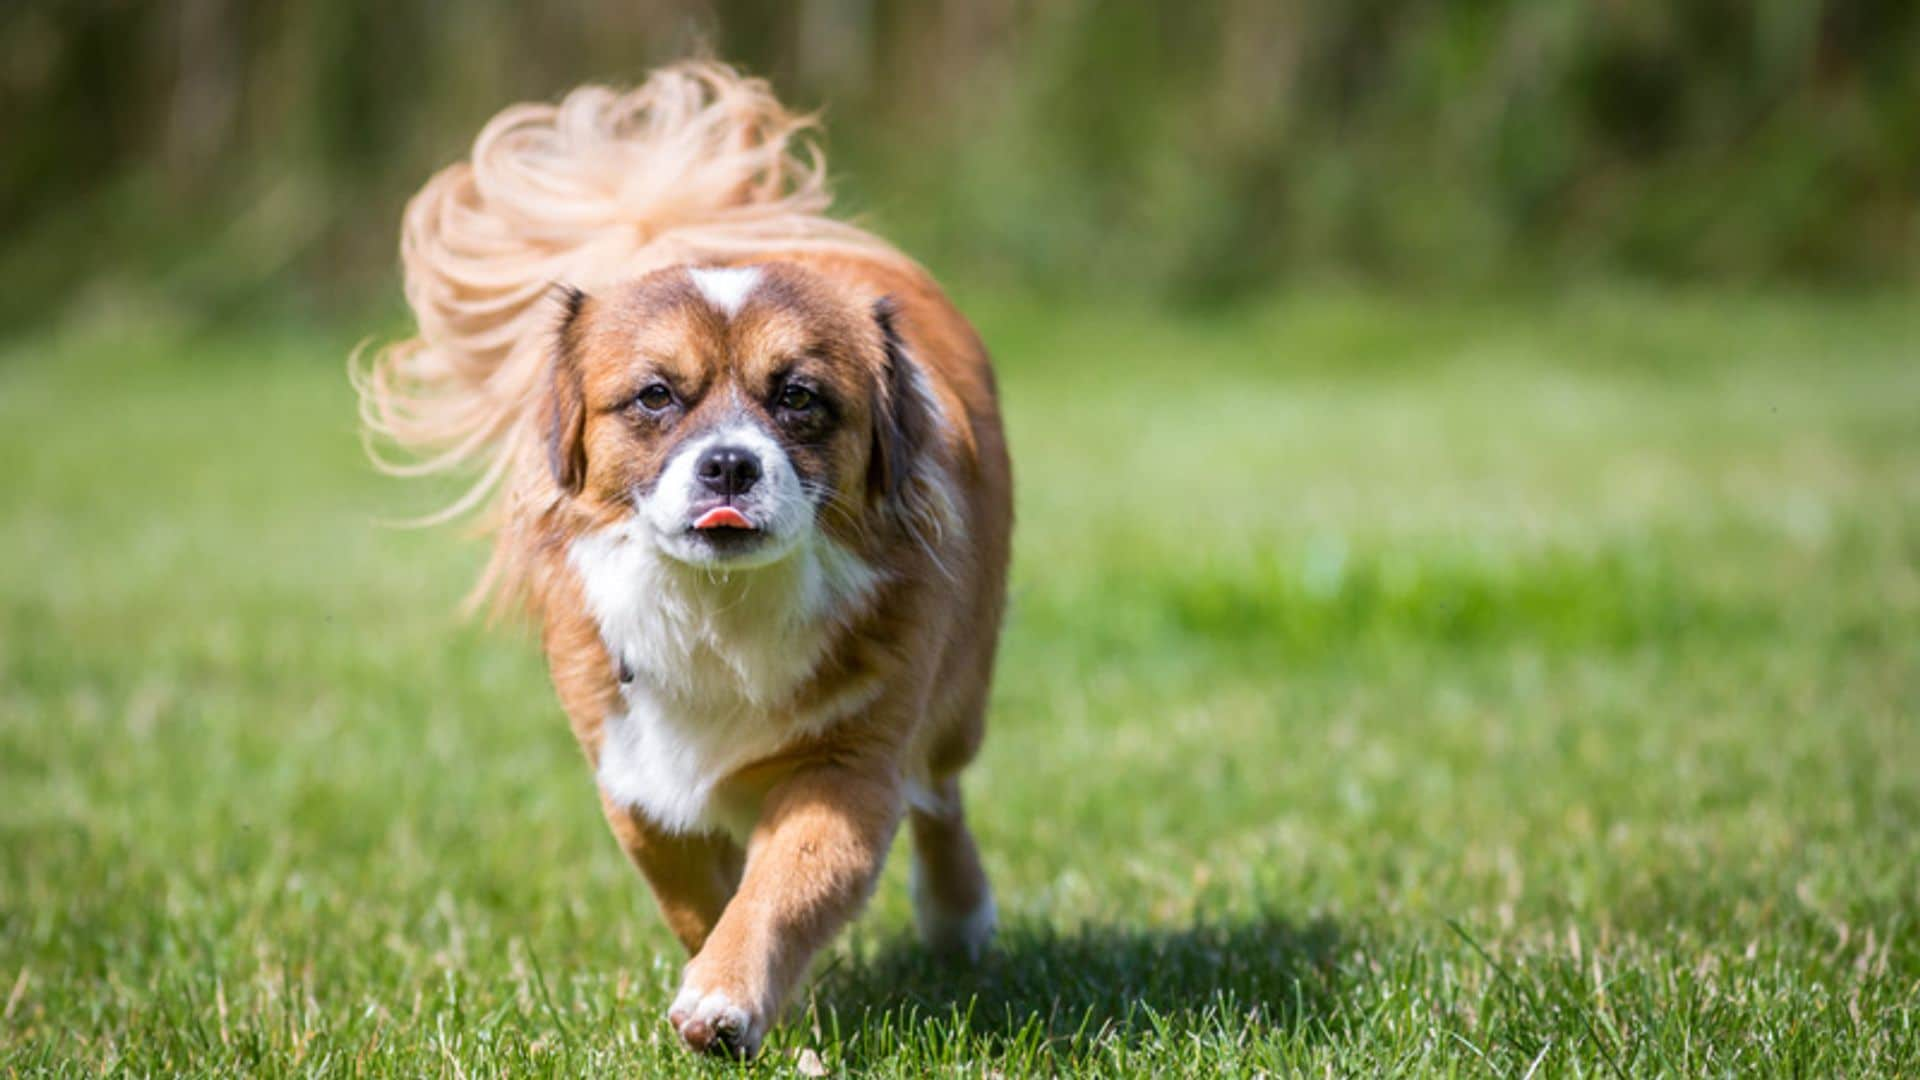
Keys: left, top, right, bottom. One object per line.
{"left": 695, "top": 444, "right": 761, "bottom": 496}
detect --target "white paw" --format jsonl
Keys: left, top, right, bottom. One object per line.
{"left": 667, "top": 979, "right": 763, "bottom": 1058}
{"left": 911, "top": 866, "right": 997, "bottom": 961}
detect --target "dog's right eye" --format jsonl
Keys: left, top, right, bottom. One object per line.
{"left": 633, "top": 383, "right": 674, "bottom": 412}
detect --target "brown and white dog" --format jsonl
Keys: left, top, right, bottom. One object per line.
{"left": 358, "top": 64, "right": 1010, "bottom": 1057}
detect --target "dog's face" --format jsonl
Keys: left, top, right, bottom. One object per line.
{"left": 546, "top": 263, "right": 923, "bottom": 568}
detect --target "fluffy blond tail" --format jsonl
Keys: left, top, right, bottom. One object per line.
{"left": 355, "top": 61, "right": 900, "bottom": 612}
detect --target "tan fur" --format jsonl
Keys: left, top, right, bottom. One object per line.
{"left": 355, "top": 62, "right": 911, "bottom": 614}
{"left": 359, "top": 64, "right": 1010, "bottom": 1059}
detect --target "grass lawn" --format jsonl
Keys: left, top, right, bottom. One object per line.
{"left": 3, "top": 287, "right": 1917, "bottom": 1075}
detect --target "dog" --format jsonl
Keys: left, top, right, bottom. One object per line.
{"left": 357, "top": 63, "right": 1010, "bottom": 1058}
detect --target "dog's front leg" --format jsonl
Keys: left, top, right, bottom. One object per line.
{"left": 667, "top": 755, "right": 902, "bottom": 1057}
{"left": 599, "top": 793, "right": 743, "bottom": 954}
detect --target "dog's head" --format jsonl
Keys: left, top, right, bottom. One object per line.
{"left": 544, "top": 263, "right": 936, "bottom": 569}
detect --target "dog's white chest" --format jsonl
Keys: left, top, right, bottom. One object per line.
{"left": 596, "top": 686, "right": 795, "bottom": 836}
{"left": 567, "top": 523, "right": 879, "bottom": 834}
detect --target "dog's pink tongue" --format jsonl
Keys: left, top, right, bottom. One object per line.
{"left": 693, "top": 506, "right": 754, "bottom": 530}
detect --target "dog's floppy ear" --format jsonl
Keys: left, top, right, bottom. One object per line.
{"left": 867, "top": 296, "right": 933, "bottom": 509}
{"left": 545, "top": 285, "right": 591, "bottom": 494}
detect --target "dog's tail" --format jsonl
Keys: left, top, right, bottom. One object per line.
{"left": 355, "top": 61, "right": 901, "bottom": 611}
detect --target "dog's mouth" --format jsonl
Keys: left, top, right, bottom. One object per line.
{"left": 661, "top": 485, "right": 804, "bottom": 569}
{"left": 691, "top": 505, "right": 757, "bottom": 531}
{"left": 683, "top": 503, "right": 769, "bottom": 556}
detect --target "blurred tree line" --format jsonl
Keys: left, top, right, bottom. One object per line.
{"left": 2, "top": 0, "right": 1916, "bottom": 328}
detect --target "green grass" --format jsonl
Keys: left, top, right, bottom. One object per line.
{"left": 3, "top": 287, "right": 1917, "bottom": 1075}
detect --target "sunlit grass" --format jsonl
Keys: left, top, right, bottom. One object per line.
{"left": 3, "top": 287, "right": 1917, "bottom": 1074}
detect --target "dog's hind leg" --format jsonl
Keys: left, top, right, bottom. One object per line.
{"left": 907, "top": 774, "right": 996, "bottom": 961}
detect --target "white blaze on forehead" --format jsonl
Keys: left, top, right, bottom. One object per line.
{"left": 688, "top": 266, "right": 762, "bottom": 319}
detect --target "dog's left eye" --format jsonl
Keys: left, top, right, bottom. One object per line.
{"left": 777, "top": 384, "right": 816, "bottom": 412}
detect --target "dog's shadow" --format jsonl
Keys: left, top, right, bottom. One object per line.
{"left": 802, "top": 914, "right": 1346, "bottom": 1061}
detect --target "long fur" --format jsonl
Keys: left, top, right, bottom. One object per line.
{"left": 354, "top": 62, "right": 907, "bottom": 612}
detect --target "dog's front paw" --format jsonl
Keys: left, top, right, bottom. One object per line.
{"left": 668, "top": 978, "right": 765, "bottom": 1058}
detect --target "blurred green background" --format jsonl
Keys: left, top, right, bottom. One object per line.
{"left": 4, "top": 0, "right": 1919, "bottom": 330}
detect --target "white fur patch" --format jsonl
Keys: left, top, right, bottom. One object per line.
{"left": 670, "top": 980, "right": 763, "bottom": 1056}
{"left": 640, "top": 418, "right": 810, "bottom": 569}
{"left": 884, "top": 351, "right": 967, "bottom": 568}
{"left": 897, "top": 350, "right": 953, "bottom": 436}
{"left": 568, "top": 519, "right": 883, "bottom": 836}
{"left": 688, "top": 266, "right": 762, "bottom": 319}
{"left": 910, "top": 861, "right": 997, "bottom": 961}
{"left": 903, "top": 776, "right": 951, "bottom": 816}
